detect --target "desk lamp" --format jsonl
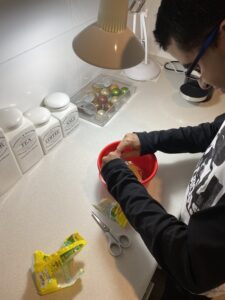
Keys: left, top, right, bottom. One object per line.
{"left": 124, "top": 0, "right": 161, "bottom": 80}
{"left": 73, "top": 0, "right": 145, "bottom": 69}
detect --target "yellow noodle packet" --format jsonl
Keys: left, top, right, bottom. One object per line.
{"left": 32, "top": 232, "right": 87, "bottom": 295}
{"left": 93, "top": 198, "right": 128, "bottom": 227}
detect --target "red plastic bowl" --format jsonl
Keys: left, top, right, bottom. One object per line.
{"left": 97, "top": 141, "right": 158, "bottom": 185}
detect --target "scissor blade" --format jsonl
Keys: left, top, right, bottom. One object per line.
{"left": 91, "top": 212, "right": 109, "bottom": 232}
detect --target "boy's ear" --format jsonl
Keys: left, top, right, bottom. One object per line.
{"left": 219, "top": 19, "right": 225, "bottom": 32}
{"left": 219, "top": 19, "right": 225, "bottom": 49}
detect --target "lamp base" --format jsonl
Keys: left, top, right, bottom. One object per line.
{"left": 124, "top": 59, "right": 161, "bottom": 81}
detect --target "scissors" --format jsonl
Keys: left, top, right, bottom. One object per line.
{"left": 91, "top": 211, "right": 131, "bottom": 257}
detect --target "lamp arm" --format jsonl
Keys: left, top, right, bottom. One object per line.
{"left": 133, "top": 13, "right": 137, "bottom": 34}
{"left": 129, "top": 1, "right": 148, "bottom": 64}
{"left": 125, "top": 1, "right": 161, "bottom": 79}
{"left": 140, "top": 11, "right": 148, "bottom": 64}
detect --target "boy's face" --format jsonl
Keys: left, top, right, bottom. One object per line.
{"left": 167, "top": 21, "right": 225, "bottom": 92}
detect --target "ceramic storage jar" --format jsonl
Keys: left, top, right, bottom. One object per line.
{"left": 24, "top": 107, "right": 63, "bottom": 154}
{"left": 44, "top": 92, "right": 79, "bottom": 137}
{"left": 0, "top": 107, "right": 43, "bottom": 173}
{"left": 0, "top": 127, "right": 22, "bottom": 196}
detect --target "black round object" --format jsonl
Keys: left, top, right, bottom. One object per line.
{"left": 180, "top": 80, "right": 212, "bottom": 102}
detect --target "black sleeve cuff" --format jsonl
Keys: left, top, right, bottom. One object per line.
{"left": 101, "top": 158, "right": 133, "bottom": 185}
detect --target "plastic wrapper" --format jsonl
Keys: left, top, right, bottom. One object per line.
{"left": 32, "top": 232, "right": 87, "bottom": 295}
{"left": 93, "top": 198, "right": 128, "bottom": 227}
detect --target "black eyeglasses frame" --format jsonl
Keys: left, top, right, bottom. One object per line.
{"left": 185, "top": 26, "right": 219, "bottom": 80}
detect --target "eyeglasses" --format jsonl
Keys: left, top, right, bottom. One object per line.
{"left": 185, "top": 26, "right": 219, "bottom": 81}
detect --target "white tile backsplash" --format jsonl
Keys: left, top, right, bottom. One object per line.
{"left": 70, "top": 0, "right": 99, "bottom": 27}
{"left": 0, "top": 0, "right": 168, "bottom": 112}
{"left": 0, "top": 0, "right": 72, "bottom": 63}
{"left": 0, "top": 0, "right": 100, "bottom": 111}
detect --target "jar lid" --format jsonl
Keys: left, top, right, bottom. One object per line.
{"left": 0, "top": 107, "right": 23, "bottom": 131}
{"left": 44, "top": 92, "right": 70, "bottom": 110}
{"left": 24, "top": 107, "right": 51, "bottom": 126}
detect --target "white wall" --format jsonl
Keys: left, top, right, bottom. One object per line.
{"left": 0, "top": 0, "right": 170, "bottom": 112}
{"left": 0, "top": 0, "right": 100, "bottom": 112}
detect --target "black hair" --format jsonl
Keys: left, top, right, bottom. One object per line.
{"left": 153, "top": 0, "right": 225, "bottom": 51}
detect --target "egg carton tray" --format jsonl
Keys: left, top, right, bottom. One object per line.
{"left": 70, "top": 74, "right": 136, "bottom": 126}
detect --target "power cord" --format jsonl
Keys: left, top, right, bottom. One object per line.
{"left": 164, "top": 60, "right": 186, "bottom": 73}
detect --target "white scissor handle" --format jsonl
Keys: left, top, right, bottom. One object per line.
{"left": 118, "top": 234, "right": 131, "bottom": 248}
{"left": 105, "top": 232, "right": 122, "bottom": 257}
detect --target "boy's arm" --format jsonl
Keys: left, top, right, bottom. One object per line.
{"left": 137, "top": 113, "right": 225, "bottom": 155}
{"left": 102, "top": 159, "right": 225, "bottom": 293}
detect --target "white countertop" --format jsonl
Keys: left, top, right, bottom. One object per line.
{"left": 1, "top": 58, "right": 225, "bottom": 300}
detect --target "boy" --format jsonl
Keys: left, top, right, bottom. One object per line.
{"left": 101, "top": 1, "right": 225, "bottom": 299}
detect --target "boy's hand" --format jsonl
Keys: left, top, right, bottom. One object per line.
{"left": 117, "top": 133, "right": 141, "bottom": 158}
{"left": 102, "top": 150, "right": 121, "bottom": 167}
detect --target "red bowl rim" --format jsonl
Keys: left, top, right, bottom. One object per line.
{"left": 97, "top": 141, "right": 158, "bottom": 185}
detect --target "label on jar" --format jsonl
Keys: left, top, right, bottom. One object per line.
{"left": 10, "top": 128, "right": 43, "bottom": 173}
{"left": 42, "top": 125, "right": 62, "bottom": 152}
{"left": 62, "top": 111, "right": 78, "bottom": 136}
{"left": 12, "top": 129, "right": 38, "bottom": 159}
{"left": 0, "top": 136, "right": 9, "bottom": 162}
